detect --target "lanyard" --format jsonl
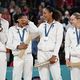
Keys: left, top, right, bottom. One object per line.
{"left": 45, "top": 23, "right": 54, "bottom": 37}
{"left": 17, "top": 28, "right": 26, "bottom": 43}
{"left": 75, "top": 28, "right": 80, "bottom": 44}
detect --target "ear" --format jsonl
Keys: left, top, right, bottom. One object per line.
{"left": 51, "top": 12, "right": 53, "bottom": 15}
{"left": 17, "top": 19, "right": 20, "bottom": 22}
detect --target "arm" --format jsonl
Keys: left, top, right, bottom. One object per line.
{"left": 70, "top": 45, "right": 80, "bottom": 58}
{"left": 49, "top": 24, "right": 63, "bottom": 64}
{"left": 65, "top": 29, "right": 72, "bottom": 66}
{"left": 65, "top": 29, "right": 71, "bottom": 60}
{"left": 0, "top": 42, "right": 6, "bottom": 52}
{"left": 53, "top": 24, "right": 63, "bottom": 57}
{"left": 0, "top": 19, "right": 9, "bottom": 52}
{"left": 6, "top": 28, "right": 19, "bottom": 51}
{"left": 29, "top": 22, "right": 39, "bottom": 39}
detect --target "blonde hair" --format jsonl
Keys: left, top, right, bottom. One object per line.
{"left": 72, "top": 12, "right": 80, "bottom": 19}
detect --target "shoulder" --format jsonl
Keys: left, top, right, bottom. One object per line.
{"left": 29, "top": 21, "right": 34, "bottom": 24}
{"left": 9, "top": 26, "right": 17, "bottom": 31}
{"left": 66, "top": 27, "right": 74, "bottom": 35}
{"left": 55, "top": 21, "right": 63, "bottom": 31}
{"left": 29, "top": 21, "right": 36, "bottom": 26}
{"left": 67, "top": 27, "right": 74, "bottom": 32}
{"left": 28, "top": 21, "right": 37, "bottom": 28}
{"left": 1, "top": 18, "right": 9, "bottom": 27}
{"left": 38, "top": 22, "right": 45, "bottom": 29}
{"left": 55, "top": 21, "right": 63, "bottom": 27}
{"left": 2, "top": 18, "right": 9, "bottom": 24}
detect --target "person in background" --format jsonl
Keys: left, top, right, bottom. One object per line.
{"left": 65, "top": 12, "right": 80, "bottom": 80}
{"left": 0, "top": 7, "right": 9, "bottom": 80}
{"left": 2, "top": 8, "right": 11, "bottom": 26}
{"left": 13, "top": 6, "right": 21, "bottom": 25}
{"left": 22, "top": 5, "right": 30, "bottom": 16}
{"left": 32, "top": 36, "right": 40, "bottom": 66}
{"left": 6, "top": 13, "right": 39, "bottom": 80}
{"left": 63, "top": 10, "right": 70, "bottom": 32}
{"left": 37, "top": 6, "right": 63, "bottom": 80}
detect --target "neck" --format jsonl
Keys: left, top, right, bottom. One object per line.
{"left": 18, "top": 24, "right": 24, "bottom": 28}
{"left": 76, "top": 23, "right": 80, "bottom": 29}
{"left": 47, "top": 18, "right": 54, "bottom": 24}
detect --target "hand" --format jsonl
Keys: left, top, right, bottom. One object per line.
{"left": 49, "top": 55, "right": 58, "bottom": 64}
{"left": 17, "top": 43, "right": 28, "bottom": 50}
{"left": 6, "top": 48, "right": 11, "bottom": 53}
{"left": 66, "top": 59, "right": 72, "bottom": 67}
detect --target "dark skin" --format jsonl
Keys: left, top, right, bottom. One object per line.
{"left": 49, "top": 55, "right": 58, "bottom": 64}
{"left": 17, "top": 43, "right": 28, "bottom": 50}
{"left": 43, "top": 8, "right": 58, "bottom": 64}
{"left": 6, "top": 48, "right": 11, "bottom": 53}
{"left": 17, "top": 16, "right": 29, "bottom": 50}
{"left": 43, "top": 8, "right": 53, "bottom": 24}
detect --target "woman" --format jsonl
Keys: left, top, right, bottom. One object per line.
{"left": 37, "top": 6, "right": 63, "bottom": 80}
{"left": 65, "top": 12, "right": 80, "bottom": 80}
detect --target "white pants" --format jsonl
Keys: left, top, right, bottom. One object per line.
{"left": 71, "top": 68, "right": 80, "bottom": 80}
{"left": 0, "top": 52, "right": 7, "bottom": 80}
{"left": 13, "top": 54, "right": 33, "bottom": 80}
{"left": 38, "top": 51, "right": 62, "bottom": 80}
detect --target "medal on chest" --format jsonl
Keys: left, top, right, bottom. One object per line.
{"left": 44, "top": 37, "right": 48, "bottom": 42}
{"left": 44, "top": 23, "right": 54, "bottom": 42}
{"left": 17, "top": 28, "right": 26, "bottom": 43}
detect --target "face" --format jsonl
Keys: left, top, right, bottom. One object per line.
{"left": 69, "top": 15, "right": 78, "bottom": 27}
{"left": 43, "top": 8, "right": 52, "bottom": 21}
{"left": 17, "top": 15, "right": 28, "bottom": 27}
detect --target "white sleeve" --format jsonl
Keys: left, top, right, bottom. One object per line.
{"left": 53, "top": 24, "right": 63, "bottom": 56}
{"left": 0, "top": 20, "right": 9, "bottom": 52}
{"left": 6, "top": 21, "right": 9, "bottom": 36}
{"left": 38, "top": 23, "right": 43, "bottom": 36}
{"left": 70, "top": 44, "right": 80, "bottom": 57}
{"left": 3, "top": 20, "right": 9, "bottom": 35}
{"left": 29, "top": 22, "right": 39, "bottom": 39}
{"left": 6, "top": 28, "right": 19, "bottom": 51}
{"left": 0, "top": 42, "right": 6, "bottom": 52}
{"left": 65, "top": 29, "right": 71, "bottom": 59}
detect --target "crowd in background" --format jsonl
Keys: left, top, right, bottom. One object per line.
{"left": 0, "top": 0, "right": 80, "bottom": 26}
{"left": 0, "top": 0, "right": 80, "bottom": 66}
